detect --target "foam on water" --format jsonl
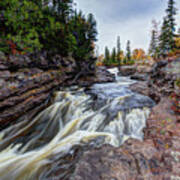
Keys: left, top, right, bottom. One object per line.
{"left": 0, "top": 68, "right": 154, "bottom": 180}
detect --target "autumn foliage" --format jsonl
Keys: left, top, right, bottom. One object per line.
{"left": 132, "top": 49, "right": 146, "bottom": 60}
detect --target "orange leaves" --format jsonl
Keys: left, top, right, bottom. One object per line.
{"left": 132, "top": 48, "right": 146, "bottom": 60}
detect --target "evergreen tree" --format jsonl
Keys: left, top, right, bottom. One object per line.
{"left": 70, "top": 11, "right": 97, "bottom": 63}
{"left": 117, "top": 36, "right": 121, "bottom": 66}
{"left": 158, "top": 0, "right": 177, "bottom": 57}
{"left": 126, "top": 40, "right": 131, "bottom": 63}
{"left": 159, "top": 17, "right": 170, "bottom": 57}
{"left": 111, "top": 47, "right": 116, "bottom": 64}
{"left": 166, "top": 0, "right": 177, "bottom": 49}
{"left": 104, "top": 46, "right": 110, "bottom": 65}
{"left": 149, "top": 20, "right": 159, "bottom": 59}
{"left": 0, "top": 0, "right": 98, "bottom": 74}
{"left": 149, "top": 30, "right": 157, "bottom": 55}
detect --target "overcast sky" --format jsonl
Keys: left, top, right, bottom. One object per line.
{"left": 74, "top": 0, "right": 180, "bottom": 54}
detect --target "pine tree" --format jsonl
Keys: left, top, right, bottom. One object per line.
{"left": 104, "top": 46, "right": 110, "bottom": 65}
{"left": 117, "top": 36, "right": 121, "bottom": 66}
{"left": 126, "top": 40, "right": 131, "bottom": 63}
{"left": 70, "top": 11, "right": 97, "bottom": 63}
{"left": 111, "top": 47, "right": 116, "bottom": 64}
{"left": 158, "top": 0, "right": 177, "bottom": 57}
{"left": 149, "top": 20, "right": 159, "bottom": 59}
{"left": 51, "top": 0, "right": 73, "bottom": 23}
{"left": 149, "top": 30, "right": 157, "bottom": 55}
{"left": 166, "top": 0, "right": 177, "bottom": 49}
{"left": 159, "top": 17, "right": 170, "bottom": 57}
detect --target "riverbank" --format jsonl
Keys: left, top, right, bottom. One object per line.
{"left": 72, "top": 59, "right": 180, "bottom": 179}
{"left": 0, "top": 51, "right": 179, "bottom": 179}
{"left": 0, "top": 52, "right": 115, "bottom": 130}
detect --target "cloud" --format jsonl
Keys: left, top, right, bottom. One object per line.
{"left": 74, "top": 0, "right": 180, "bottom": 54}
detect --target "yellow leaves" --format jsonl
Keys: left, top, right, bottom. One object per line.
{"left": 175, "top": 37, "right": 180, "bottom": 48}
{"left": 132, "top": 48, "right": 146, "bottom": 60}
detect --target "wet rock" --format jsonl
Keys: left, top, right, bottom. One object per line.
{"left": 129, "top": 81, "right": 149, "bottom": 97}
{"left": 72, "top": 98, "right": 180, "bottom": 179}
{"left": 0, "top": 52, "right": 115, "bottom": 130}
{"left": 130, "top": 73, "right": 148, "bottom": 81}
{"left": 136, "top": 65, "right": 152, "bottom": 74}
{"left": 72, "top": 59, "right": 180, "bottom": 180}
{"left": 130, "top": 59, "right": 180, "bottom": 102}
{"left": 75, "top": 66, "right": 115, "bottom": 87}
{"left": 0, "top": 52, "right": 77, "bottom": 130}
{"left": 147, "top": 59, "right": 180, "bottom": 101}
{"left": 119, "top": 65, "right": 136, "bottom": 76}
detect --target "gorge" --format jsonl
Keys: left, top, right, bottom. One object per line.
{"left": 0, "top": 68, "right": 156, "bottom": 180}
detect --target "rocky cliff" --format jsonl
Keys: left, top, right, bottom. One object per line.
{"left": 0, "top": 52, "right": 115, "bottom": 131}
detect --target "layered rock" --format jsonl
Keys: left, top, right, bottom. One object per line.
{"left": 72, "top": 98, "right": 180, "bottom": 180}
{"left": 0, "top": 53, "right": 75, "bottom": 130}
{"left": 72, "top": 59, "right": 180, "bottom": 179}
{"left": 0, "top": 52, "right": 115, "bottom": 130}
{"left": 130, "top": 59, "right": 180, "bottom": 102}
{"left": 119, "top": 65, "right": 137, "bottom": 76}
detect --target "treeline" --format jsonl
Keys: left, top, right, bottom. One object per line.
{"left": 102, "top": 0, "right": 180, "bottom": 67}
{"left": 149, "top": 0, "right": 180, "bottom": 59}
{"left": 102, "top": 37, "right": 148, "bottom": 66}
{"left": 103, "top": 37, "right": 134, "bottom": 66}
{"left": 0, "top": 0, "right": 97, "bottom": 63}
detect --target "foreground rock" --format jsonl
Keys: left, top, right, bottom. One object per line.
{"left": 72, "top": 59, "right": 180, "bottom": 179}
{"left": 0, "top": 53, "right": 115, "bottom": 131}
{"left": 130, "top": 59, "right": 180, "bottom": 102}
{"left": 72, "top": 98, "right": 180, "bottom": 180}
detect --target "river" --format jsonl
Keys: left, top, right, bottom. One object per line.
{"left": 0, "top": 68, "right": 155, "bottom": 180}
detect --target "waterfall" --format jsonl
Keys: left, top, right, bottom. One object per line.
{"left": 0, "top": 68, "right": 155, "bottom": 180}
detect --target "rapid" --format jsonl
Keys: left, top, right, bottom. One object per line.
{"left": 0, "top": 68, "right": 155, "bottom": 180}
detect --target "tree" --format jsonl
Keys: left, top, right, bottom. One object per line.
{"left": 126, "top": 40, "right": 131, "bottom": 63}
{"left": 104, "top": 46, "right": 110, "bottom": 65}
{"left": 132, "top": 48, "right": 146, "bottom": 60}
{"left": 70, "top": 11, "right": 98, "bottom": 63}
{"left": 158, "top": 0, "right": 177, "bottom": 57}
{"left": 111, "top": 47, "right": 116, "bottom": 64}
{"left": 117, "top": 36, "right": 121, "bottom": 67}
{"left": 166, "top": 0, "right": 177, "bottom": 49}
{"left": 159, "top": 17, "right": 170, "bottom": 57}
{"left": 51, "top": 0, "right": 73, "bottom": 23}
{"left": 149, "top": 20, "right": 160, "bottom": 59}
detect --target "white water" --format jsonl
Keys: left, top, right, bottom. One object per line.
{"left": 0, "top": 68, "right": 154, "bottom": 180}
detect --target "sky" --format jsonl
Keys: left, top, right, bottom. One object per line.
{"left": 74, "top": 0, "right": 180, "bottom": 55}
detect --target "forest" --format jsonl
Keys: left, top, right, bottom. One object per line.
{"left": 99, "top": 0, "right": 180, "bottom": 66}
{"left": 0, "top": 0, "right": 98, "bottom": 74}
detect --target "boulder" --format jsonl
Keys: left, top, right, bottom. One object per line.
{"left": 119, "top": 65, "right": 136, "bottom": 76}
{"left": 147, "top": 59, "right": 180, "bottom": 101}
{"left": 130, "top": 73, "right": 148, "bottom": 81}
